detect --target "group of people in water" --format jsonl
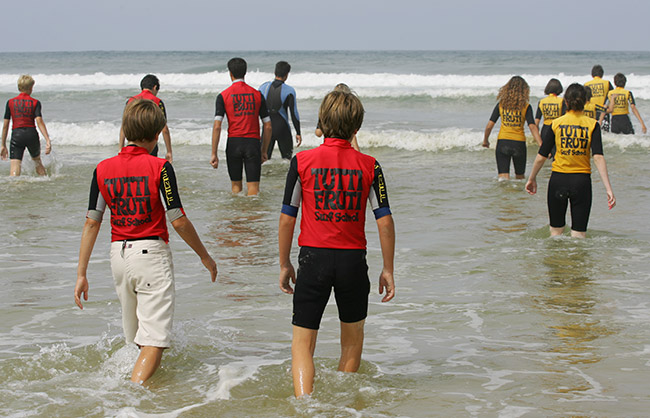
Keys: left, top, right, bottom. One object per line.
{"left": 0, "top": 60, "right": 642, "bottom": 395}
{"left": 482, "top": 65, "right": 639, "bottom": 238}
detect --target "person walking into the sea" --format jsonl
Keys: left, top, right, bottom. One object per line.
{"left": 259, "top": 61, "right": 302, "bottom": 160}
{"left": 119, "top": 74, "right": 173, "bottom": 163}
{"left": 278, "top": 90, "right": 395, "bottom": 397}
{"left": 483, "top": 76, "right": 542, "bottom": 180}
{"left": 75, "top": 99, "right": 217, "bottom": 385}
{"left": 535, "top": 78, "right": 566, "bottom": 137}
{"left": 526, "top": 83, "right": 616, "bottom": 238}
{"left": 1, "top": 75, "right": 52, "bottom": 176}
{"left": 211, "top": 57, "right": 272, "bottom": 195}
{"left": 585, "top": 65, "right": 613, "bottom": 131}
{"left": 599, "top": 72, "right": 647, "bottom": 135}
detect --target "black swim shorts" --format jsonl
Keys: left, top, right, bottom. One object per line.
{"left": 10, "top": 127, "right": 40, "bottom": 160}
{"left": 547, "top": 172, "right": 592, "bottom": 232}
{"left": 496, "top": 139, "right": 527, "bottom": 175}
{"left": 610, "top": 114, "right": 634, "bottom": 135}
{"left": 226, "top": 137, "right": 262, "bottom": 182}
{"left": 292, "top": 246, "right": 370, "bottom": 330}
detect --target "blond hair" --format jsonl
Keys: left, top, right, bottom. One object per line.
{"left": 17, "top": 75, "right": 35, "bottom": 93}
{"left": 318, "top": 90, "right": 364, "bottom": 140}
{"left": 122, "top": 99, "right": 166, "bottom": 142}
{"left": 333, "top": 83, "right": 351, "bottom": 93}
{"left": 497, "top": 76, "right": 530, "bottom": 111}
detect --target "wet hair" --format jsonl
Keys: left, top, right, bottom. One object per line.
{"left": 591, "top": 65, "right": 604, "bottom": 78}
{"left": 140, "top": 74, "right": 160, "bottom": 91}
{"left": 122, "top": 99, "right": 167, "bottom": 143}
{"left": 318, "top": 90, "right": 364, "bottom": 140}
{"left": 544, "top": 78, "right": 563, "bottom": 96}
{"left": 497, "top": 76, "right": 529, "bottom": 111}
{"left": 333, "top": 83, "right": 351, "bottom": 93}
{"left": 228, "top": 57, "right": 247, "bottom": 79}
{"left": 564, "top": 83, "right": 587, "bottom": 111}
{"left": 584, "top": 85, "right": 593, "bottom": 101}
{"left": 17, "top": 75, "right": 35, "bottom": 93}
{"left": 614, "top": 72, "right": 627, "bottom": 88}
{"left": 275, "top": 61, "right": 291, "bottom": 78}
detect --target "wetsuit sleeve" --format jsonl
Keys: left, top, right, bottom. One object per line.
{"left": 34, "top": 101, "right": 42, "bottom": 118}
{"left": 158, "top": 99, "right": 168, "bottom": 119}
{"left": 538, "top": 124, "right": 555, "bottom": 156}
{"left": 159, "top": 162, "right": 186, "bottom": 222}
{"left": 285, "top": 92, "right": 301, "bottom": 136}
{"left": 281, "top": 156, "right": 301, "bottom": 217}
{"left": 535, "top": 102, "right": 542, "bottom": 120}
{"left": 4, "top": 101, "right": 10, "bottom": 120}
{"left": 86, "top": 169, "right": 106, "bottom": 222}
{"left": 368, "top": 160, "right": 391, "bottom": 219}
{"left": 525, "top": 105, "right": 535, "bottom": 125}
{"left": 561, "top": 100, "right": 567, "bottom": 115}
{"left": 214, "top": 94, "right": 225, "bottom": 121}
{"left": 629, "top": 91, "right": 636, "bottom": 105}
{"left": 489, "top": 104, "right": 500, "bottom": 122}
{"left": 590, "top": 124, "right": 603, "bottom": 156}
{"left": 608, "top": 82, "right": 614, "bottom": 91}
{"left": 259, "top": 94, "right": 271, "bottom": 123}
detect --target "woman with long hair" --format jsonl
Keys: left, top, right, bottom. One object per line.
{"left": 483, "top": 76, "right": 542, "bottom": 180}
{"left": 525, "top": 83, "right": 616, "bottom": 238}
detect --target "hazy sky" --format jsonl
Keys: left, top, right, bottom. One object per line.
{"left": 2, "top": 0, "right": 648, "bottom": 52}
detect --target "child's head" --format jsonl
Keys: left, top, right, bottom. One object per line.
{"left": 122, "top": 99, "right": 166, "bottom": 143}
{"left": 228, "top": 57, "right": 247, "bottom": 79}
{"left": 591, "top": 65, "right": 604, "bottom": 78}
{"left": 564, "top": 83, "right": 587, "bottom": 112}
{"left": 333, "top": 83, "right": 351, "bottom": 93}
{"left": 318, "top": 90, "right": 364, "bottom": 140}
{"left": 614, "top": 72, "right": 627, "bottom": 88}
{"left": 17, "top": 75, "right": 35, "bottom": 93}
{"left": 140, "top": 74, "right": 160, "bottom": 91}
{"left": 544, "top": 78, "right": 563, "bottom": 96}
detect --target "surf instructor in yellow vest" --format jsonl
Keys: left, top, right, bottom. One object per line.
{"left": 483, "top": 76, "right": 542, "bottom": 180}
{"left": 526, "top": 83, "right": 616, "bottom": 238}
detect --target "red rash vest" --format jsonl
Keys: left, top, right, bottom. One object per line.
{"left": 4, "top": 93, "right": 42, "bottom": 129}
{"left": 215, "top": 80, "right": 270, "bottom": 139}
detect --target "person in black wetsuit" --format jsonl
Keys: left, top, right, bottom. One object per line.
{"left": 259, "top": 61, "right": 302, "bottom": 160}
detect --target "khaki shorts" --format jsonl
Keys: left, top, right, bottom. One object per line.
{"left": 110, "top": 239, "right": 175, "bottom": 348}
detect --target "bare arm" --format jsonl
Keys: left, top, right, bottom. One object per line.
{"left": 261, "top": 121, "right": 272, "bottom": 163}
{"left": 630, "top": 104, "right": 647, "bottom": 134}
{"left": 278, "top": 213, "right": 297, "bottom": 294}
{"left": 0, "top": 119, "right": 9, "bottom": 160}
{"left": 171, "top": 215, "right": 217, "bottom": 282}
{"left": 592, "top": 154, "right": 616, "bottom": 209}
{"left": 529, "top": 123, "right": 543, "bottom": 146}
{"left": 74, "top": 218, "right": 102, "bottom": 309}
{"left": 161, "top": 124, "right": 173, "bottom": 163}
{"left": 210, "top": 120, "right": 222, "bottom": 169}
{"left": 483, "top": 120, "right": 495, "bottom": 148}
{"left": 525, "top": 153, "right": 548, "bottom": 195}
{"left": 35, "top": 116, "right": 52, "bottom": 155}
{"left": 376, "top": 214, "right": 395, "bottom": 302}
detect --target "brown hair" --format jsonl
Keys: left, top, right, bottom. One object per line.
{"left": 318, "top": 90, "right": 364, "bottom": 140}
{"left": 497, "top": 76, "right": 530, "bottom": 111}
{"left": 122, "top": 99, "right": 166, "bottom": 142}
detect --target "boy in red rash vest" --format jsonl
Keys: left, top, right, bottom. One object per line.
{"left": 75, "top": 100, "right": 217, "bottom": 385}
{"left": 278, "top": 90, "right": 396, "bottom": 397}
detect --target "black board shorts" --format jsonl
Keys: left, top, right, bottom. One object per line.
{"left": 10, "top": 127, "right": 40, "bottom": 160}
{"left": 495, "top": 139, "right": 527, "bottom": 175}
{"left": 610, "top": 114, "right": 634, "bottom": 135}
{"left": 547, "top": 172, "right": 592, "bottom": 232}
{"left": 226, "top": 137, "right": 262, "bottom": 182}
{"left": 292, "top": 246, "right": 370, "bottom": 330}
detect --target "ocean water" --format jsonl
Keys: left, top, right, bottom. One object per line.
{"left": 1, "top": 50, "right": 650, "bottom": 417}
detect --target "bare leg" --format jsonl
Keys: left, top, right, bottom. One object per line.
{"left": 291, "top": 325, "right": 318, "bottom": 397}
{"left": 338, "top": 320, "right": 365, "bottom": 372}
{"left": 515, "top": 174, "right": 525, "bottom": 180}
{"left": 131, "top": 346, "right": 164, "bottom": 385}
{"left": 33, "top": 156, "right": 46, "bottom": 176}
{"left": 550, "top": 226, "right": 564, "bottom": 237}
{"left": 498, "top": 173, "right": 510, "bottom": 180}
{"left": 246, "top": 181, "right": 260, "bottom": 196}
{"left": 9, "top": 159, "right": 21, "bottom": 176}
{"left": 570, "top": 230, "right": 586, "bottom": 239}
{"left": 231, "top": 181, "right": 243, "bottom": 194}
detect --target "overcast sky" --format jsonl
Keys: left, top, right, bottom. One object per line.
{"left": 2, "top": 0, "right": 648, "bottom": 52}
